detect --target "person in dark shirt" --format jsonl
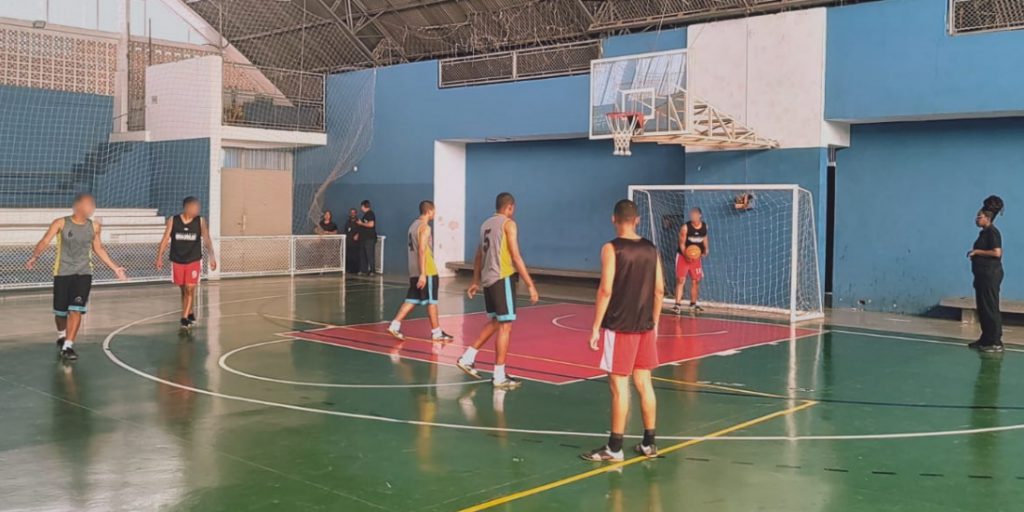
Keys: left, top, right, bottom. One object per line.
{"left": 317, "top": 210, "right": 339, "bottom": 234}
{"left": 355, "top": 200, "right": 377, "bottom": 275}
{"left": 344, "top": 208, "right": 360, "bottom": 273}
{"left": 581, "top": 199, "right": 664, "bottom": 462}
{"left": 156, "top": 196, "right": 217, "bottom": 330}
{"left": 968, "top": 195, "right": 1005, "bottom": 353}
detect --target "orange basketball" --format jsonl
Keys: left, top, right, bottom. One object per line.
{"left": 684, "top": 245, "right": 702, "bottom": 261}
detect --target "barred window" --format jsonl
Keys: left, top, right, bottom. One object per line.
{"left": 949, "top": 0, "right": 1024, "bottom": 35}
{"left": 438, "top": 40, "right": 600, "bottom": 88}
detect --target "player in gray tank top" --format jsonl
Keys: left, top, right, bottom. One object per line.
{"left": 26, "top": 193, "right": 127, "bottom": 361}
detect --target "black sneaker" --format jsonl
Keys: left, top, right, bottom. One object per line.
{"left": 56, "top": 336, "right": 66, "bottom": 349}
{"left": 580, "top": 446, "right": 624, "bottom": 462}
{"left": 671, "top": 303, "right": 683, "bottom": 314}
{"left": 180, "top": 318, "right": 191, "bottom": 329}
{"left": 432, "top": 331, "right": 455, "bottom": 342}
{"left": 60, "top": 347, "right": 78, "bottom": 361}
{"left": 187, "top": 313, "right": 197, "bottom": 326}
{"left": 980, "top": 344, "right": 1005, "bottom": 354}
{"left": 968, "top": 340, "right": 984, "bottom": 350}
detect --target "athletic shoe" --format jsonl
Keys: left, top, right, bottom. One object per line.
{"left": 968, "top": 341, "right": 984, "bottom": 350}
{"left": 980, "top": 344, "right": 1005, "bottom": 354}
{"left": 691, "top": 304, "right": 704, "bottom": 313}
{"left": 56, "top": 337, "right": 66, "bottom": 349}
{"left": 180, "top": 318, "right": 191, "bottom": 330}
{"left": 671, "top": 303, "right": 683, "bottom": 314}
{"left": 634, "top": 443, "right": 659, "bottom": 458}
{"left": 187, "top": 313, "right": 197, "bottom": 326}
{"left": 456, "top": 360, "right": 481, "bottom": 379}
{"left": 432, "top": 331, "right": 455, "bottom": 342}
{"left": 386, "top": 327, "right": 405, "bottom": 341}
{"left": 492, "top": 376, "right": 523, "bottom": 390}
{"left": 580, "top": 446, "right": 624, "bottom": 462}
{"left": 60, "top": 347, "right": 78, "bottom": 361}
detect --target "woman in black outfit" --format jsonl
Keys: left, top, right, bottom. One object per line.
{"left": 968, "top": 195, "right": 1004, "bottom": 353}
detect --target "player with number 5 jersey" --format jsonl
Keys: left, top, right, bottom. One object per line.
{"left": 457, "top": 192, "right": 539, "bottom": 389}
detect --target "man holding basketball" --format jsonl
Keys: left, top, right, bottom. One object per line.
{"left": 673, "top": 207, "right": 708, "bottom": 313}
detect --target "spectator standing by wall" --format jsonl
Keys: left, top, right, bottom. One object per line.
{"left": 356, "top": 200, "right": 377, "bottom": 275}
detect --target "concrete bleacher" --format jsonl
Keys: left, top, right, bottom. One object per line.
{"left": 0, "top": 208, "right": 167, "bottom": 243}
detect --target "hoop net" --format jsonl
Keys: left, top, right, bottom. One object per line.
{"left": 606, "top": 111, "right": 644, "bottom": 156}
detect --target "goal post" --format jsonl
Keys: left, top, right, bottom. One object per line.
{"left": 627, "top": 184, "right": 823, "bottom": 322}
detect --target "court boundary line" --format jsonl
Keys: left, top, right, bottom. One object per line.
{"left": 100, "top": 290, "right": 1024, "bottom": 442}
{"left": 457, "top": 400, "right": 819, "bottom": 512}
{"left": 832, "top": 329, "right": 1024, "bottom": 353}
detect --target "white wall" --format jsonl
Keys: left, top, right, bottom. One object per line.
{"left": 686, "top": 8, "right": 849, "bottom": 150}
{"left": 432, "top": 141, "right": 466, "bottom": 277}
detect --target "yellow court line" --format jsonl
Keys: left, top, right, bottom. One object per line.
{"left": 459, "top": 400, "right": 819, "bottom": 512}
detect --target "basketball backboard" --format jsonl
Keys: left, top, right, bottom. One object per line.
{"left": 589, "top": 49, "right": 687, "bottom": 140}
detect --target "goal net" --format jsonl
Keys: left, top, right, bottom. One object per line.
{"left": 629, "top": 185, "right": 823, "bottom": 322}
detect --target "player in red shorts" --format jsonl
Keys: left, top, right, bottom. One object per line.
{"left": 673, "top": 207, "right": 708, "bottom": 313}
{"left": 156, "top": 197, "right": 217, "bottom": 329}
{"left": 581, "top": 199, "right": 664, "bottom": 462}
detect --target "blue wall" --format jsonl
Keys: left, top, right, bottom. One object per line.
{"left": 833, "top": 118, "right": 1024, "bottom": 315}
{"left": 465, "top": 139, "right": 684, "bottom": 271}
{"left": 826, "top": 0, "right": 1024, "bottom": 121}
{"left": 0, "top": 85, "right": 209, "bottom": 215}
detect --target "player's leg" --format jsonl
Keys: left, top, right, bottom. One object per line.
{"left": 457, "top": 319, "right": 497, "bottom": 379}
{"left": 61, "top": 275, "right": 90, "bottom": 360}
{"left": 182, "top": 284, "right": 197, "bottom": 322}
{"left": 491, "top": 321, "right": 521, "bottom": 389}
{"left": 632, "top": 330, "right": 659, "bottom": 456}
{"left": 53, "top": 277, "right": 70, "bottom": 352}
{"left": 582, "top": 373, "right": 630, "bottom": 462}
{"left": 672, "top": 254, "right": 686, "bottom": 313}
{"left": 425, "top": 276, "right": 453, "bottom": 342}
{"left": 689, "top": 261, "right": 704, "bottom": 312}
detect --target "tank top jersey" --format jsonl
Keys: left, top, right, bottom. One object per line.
{"left": 680, "top": 220, "right": 708, "bottom": 254}
{"left": 407, "top": 218, "right": 438, "bottom": 277}
{"left": 170, "top": 215, "right": 203, "bottom": 264}
{"left": 480, "top": 214, "right": 515, "bottom": 288}
{"left": 601, "top": 237, "right": 658, "bottom": 333}
{"left": 54, "top": 217, "right": 94, "bottom": 276}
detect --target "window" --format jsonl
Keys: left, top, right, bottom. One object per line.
{"left": 950, "top": 0, "right": 1024, "bottom": 35}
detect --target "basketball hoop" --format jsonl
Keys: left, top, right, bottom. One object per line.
{"left": 606, "top": 111, "right": 645, "bottom": 156}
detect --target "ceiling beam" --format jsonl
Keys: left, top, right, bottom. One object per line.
{"left": 231, "top": 19, "right": 335, "bottom": 43}
{"left": 313, "top": 0, "right": 381, "bottom": 66}
{"left": 347, "top": 0, "right": 410, "bottom": 63}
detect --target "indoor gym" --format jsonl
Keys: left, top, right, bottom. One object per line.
{"left": 1, "top": 1, "right": 1024, "bottom": 511}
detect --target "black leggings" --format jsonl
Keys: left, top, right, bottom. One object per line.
{"left": 973, "top": 265, "right": 1003, "bottom": 345}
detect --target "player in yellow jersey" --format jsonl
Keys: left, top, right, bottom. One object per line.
{"left": 387, "top": 201, "right": 454, "bottom": 342}
{"left": 457, "top": 192, "right": 539, "bottom": 389}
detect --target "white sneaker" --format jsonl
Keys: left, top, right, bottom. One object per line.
{"left": 492, "top": 376, "right": 523, "bottom": 390}
{"left": 456, "top": 360, "right": 481, "bottom": 379}
{"left": 386, "top": 327, "right": 405, "bottom": 340}
{"left": 580, "top": 446, "right": 624, "bottom": 462}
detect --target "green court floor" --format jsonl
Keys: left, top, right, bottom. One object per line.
{"left": 1, "top": 275, "right": 1023, "bottom": 511}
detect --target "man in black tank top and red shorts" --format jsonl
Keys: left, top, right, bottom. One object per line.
{"left": 673, "top": 207, "right": 709, "bottom": 313}
{"left": 156, "top": 197, "right": 217, "bottom": 329}
{"left": 581, "top": 199, "right": 664, "bottom": 462}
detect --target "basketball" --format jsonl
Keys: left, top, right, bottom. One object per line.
{"left": 684, "top": 245, "right": 702, "bottom": 261}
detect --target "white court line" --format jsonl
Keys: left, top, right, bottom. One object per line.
{"left": 831, "top": 329, "right": 1024, "bottom": 353}
{"left": 219, "top": 337, "right": 487, "bottom": 389}
{"left": 102, "top": 293, "right": 1024, "bottom": 442}
{"left": 550, "top": 313, "right": 729, "bottom": 338}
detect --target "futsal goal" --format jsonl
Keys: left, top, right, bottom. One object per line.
{"left": 628, "top": 184, "right": 823, "bottom": 322}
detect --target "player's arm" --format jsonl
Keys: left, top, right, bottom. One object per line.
{"left": 201, "top": 217, "right": 218, "bottom": 271}
{"left": 91, "top": 222, "right": 127, "bottom": 280}
{"left": 589, "top": 242, "right": 616, "bottom": 351}
{"left": 154, "top": 217, "right": 173, "bottom": 269}
{"left": 504, "top": 220, "right": 538, "bottom": 304}
{"left": 26, "top": 218, "right": 63, "bottom": 269}
{"left": 653, "top": 255, "right": 665, "bottom": 329}
{"left": 678, "top": 224, "right": 688, "bottom": 254}
{"left": 416, "top": 223, "right": 430, "bottom": 289}
{"left": 467, "top": 244, "right": 483, "bottom": 298}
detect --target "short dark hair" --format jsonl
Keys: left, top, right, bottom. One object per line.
{"left": 72, "top": 192, "right": 94, "bottom": 204}
{"left": 495, "top": 192, "right": 515, "bottom": 211}
{"left": 419, "top": 200, "right": 435, "bottom": 214}
{"left": 183, "top": 196, "right": 200, "bottom": 207}
{"left": 613, "top": 199, "right": 638, "bottom": 222}
{"left": 361, "top": 200, "right": 372, "bottom": 208}
{"left": 690, "top": 207, "right": 702, "bottom": 216}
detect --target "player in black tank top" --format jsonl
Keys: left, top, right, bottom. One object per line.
{"left": 674, "top": 208, "right": 709, "bottom": 313}
{"left": 156, "top": 197, "right": 217, "bottom": 329}
{"left": 582, "top": 199, "right": 665, "bottom": 463}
